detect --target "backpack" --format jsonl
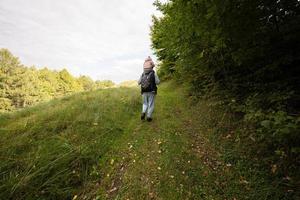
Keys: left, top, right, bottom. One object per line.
{"left": 141, "top": 71, "right": 154, "bottom": 91}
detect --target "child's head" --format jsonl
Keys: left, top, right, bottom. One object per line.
{"left": 144, "top": 56, "right": 154, "bottom": 69}
{"left": 145, "top": 56, "right": 152, "bottom": 62}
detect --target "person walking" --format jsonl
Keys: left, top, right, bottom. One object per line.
{"left": 138, "top": 56, "right": 160, "bottom": 122}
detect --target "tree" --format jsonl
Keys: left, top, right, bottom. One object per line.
{"left": 151, "top": 0, "right": 300, "bottom": 195}
{"left": 77, "top": 75, "right": 95, "bottom": 91}
{"left": 57, "top": 69, "right": 83, "bottom": 96}
{"left": 0, "top": 49, "right": 110, "bottom": 112}
{"left": 95, "top": 80, "right": 115, "bottom": 89}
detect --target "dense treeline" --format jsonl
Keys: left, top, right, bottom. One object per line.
{"left": 151, "top": 0, "right": 299, "bottom": 197}
{"left": 0, "top": 49, "right": 114, "bottom": 112}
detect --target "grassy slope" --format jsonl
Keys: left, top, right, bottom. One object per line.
{"left": 0, "top": 82, "right": 291, "bottom": 200}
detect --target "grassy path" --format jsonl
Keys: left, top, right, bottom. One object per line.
{"left": 0, "top": 83, "right": 267, "bottom": 199}
{"left": 93, "top": 83, "right": 246, "bottom": 200}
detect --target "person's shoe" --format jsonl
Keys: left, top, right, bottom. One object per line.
{"left": 147, "top": 117, "right": 152, "bottom": 122}
{"left": 141, "top": 113, "right": 146, "bottom": 120}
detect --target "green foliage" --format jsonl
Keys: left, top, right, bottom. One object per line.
{"left": 57, "top": 69, "right": 83, "bottom": 95}
{"left": 189, "top": 96, "right": 299, "bottom": 199}
{"left": 95, "top": 80, "right": 115, "bottom": 89}
{"left": 0, "top": 49, "right": 115, "bottom": 112}
{"left": 2, "top": 82, "right": 293, "bottom": 199}
{"left": 151, "top": 0, "right": 300, "bottom": 197}
{"left": 151, "top": 0, "right": 300, "bottom": 100}
{"left": 0, "top": 87, "right": 140, "bottom": 199}
{"left": 118, "top": 80, "right": 138, "bottom": 88}
{"left": 77, "top": 75, "right": 95, "bottom": 91}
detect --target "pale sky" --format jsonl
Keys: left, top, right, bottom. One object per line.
{"left": 0, "top": 0, "right": 163, "bottom": 83}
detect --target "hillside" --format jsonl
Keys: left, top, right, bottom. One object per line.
{"left": 0, "top": 82, "right": 296, "bottom": 200}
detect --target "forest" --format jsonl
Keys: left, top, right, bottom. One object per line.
{"left": 151, "top": 0, "right": 299, "bottom": 195}
{"left": 0, "top": 49, "right": 115, "bottom": 112}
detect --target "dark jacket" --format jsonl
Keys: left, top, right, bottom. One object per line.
{"left": 138, "top": 70, "right": 160, "bottom": 94}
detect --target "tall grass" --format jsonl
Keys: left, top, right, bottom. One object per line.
{"left": 0, "top": 87, "right": 140, "bottom": 199}
{"left": 0, "top": 82, "right": 296, "bottom": 199}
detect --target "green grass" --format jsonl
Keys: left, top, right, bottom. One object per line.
{"left": 0, "top": 82, "right": 295, "bottom": 199}
{"left": 0, "top": 88, "right": 140, "bottom": 199}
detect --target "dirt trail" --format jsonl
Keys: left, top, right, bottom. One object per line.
{"left": 98, "top": 84, "right": 233, "bottom": 200}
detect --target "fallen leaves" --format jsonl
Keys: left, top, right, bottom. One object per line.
{"left": 271, "top": 164, "right": 277, "bottom": 173}
{"left": 149, "top": 192, "right": 155, "bottom": 198}
{"left": 108, "top": 187, "right": 117, "bottom": 193}
{"left": 239, "top": 176, "right": 249, "bottom": 185}
{"left": 110, "top": 159, "right": 115, "bottom": 165}
{"left": 226, "top": 134, "right": 232, "bottom": 139}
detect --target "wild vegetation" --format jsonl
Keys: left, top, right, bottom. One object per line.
{"left": 0, "top": 86, "right": 139, "bottom": 199}
{"left": 0, "top": 0, "right": 299, "bottom": 199}
{"left": 0, "top": 49, "right": 115, "bottom": 112}
{"left": 151, "top": 0, "right": 299, "bottom": 198}
{"left": 2, "top": 82, "right": 297, "bottom": 199}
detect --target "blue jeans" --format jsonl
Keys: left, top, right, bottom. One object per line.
{"left": 142, "top": 92, "right": 155, "bottom": 118}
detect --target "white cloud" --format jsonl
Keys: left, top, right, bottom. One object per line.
{"left": 0, "top": 0, "right": 160, "bottom": 83}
